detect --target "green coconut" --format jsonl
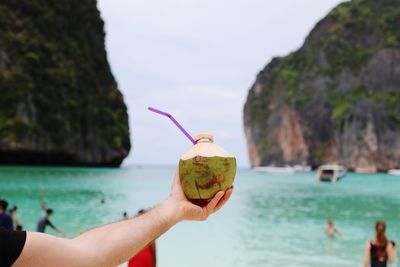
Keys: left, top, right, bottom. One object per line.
{"left": 179, "top": 133, "right": 236, "bottom": 205}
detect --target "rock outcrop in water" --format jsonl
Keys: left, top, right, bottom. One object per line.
{"left": 0, "top": 0, "right": 130, "bottom": 166}
{"left": 244, "top": 0, "right": 400, "bottom": 171}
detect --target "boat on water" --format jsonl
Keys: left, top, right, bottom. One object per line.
{"left": 254, "top": 166, "right": 295, "bottom": 174}
{"left": 315, "top": 164, "right": 346, "bottom": 182}
{"left": 388, "top": 169, "right": 400, "bottom": 176}
{"left": 254, "top": 165, "right": 312, "bottom": 174}
{"left": 354, "top": 166, "right": 377, "bottom": 174}
{"left": 293, "top": 165, "right": 312, "bottom": 172}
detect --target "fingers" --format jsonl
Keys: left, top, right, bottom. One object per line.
{"left": 205, "top": 185, "right": 234, "bottom": 214}
{"left": 205, "top": 190, "right": 225, "bottom": 213}
{"left": 214, "top": 186, "right": 234, "bottom": 212}
{"left": 180, "top": 185, "right": 234, "bottom": 221}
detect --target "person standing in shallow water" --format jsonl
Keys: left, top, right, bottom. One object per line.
{"left": 325, "top": 218, "right": 343, "bottom": 239}
{"left": 361, "top": 221, "right": 396, "bottom": 267}
{"left": 0, "top": 199, "right": 13, "bottom": 230}
{"left": 8, "top": 206, "right": 22, "bottom": 230}
{"left": 37, "top": 209, "right": 66, "bottom": 236}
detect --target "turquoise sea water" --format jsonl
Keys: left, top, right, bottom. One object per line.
{"left": 0, "top": 166, "right": 399, "bottom": 267}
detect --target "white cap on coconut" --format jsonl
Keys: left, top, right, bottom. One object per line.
{"left": 180, "top": 133, "right": 234, "bottom": 160}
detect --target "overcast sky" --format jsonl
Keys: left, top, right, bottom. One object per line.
{"left": 97, "top": 0, "right": 345, "bottom": 167}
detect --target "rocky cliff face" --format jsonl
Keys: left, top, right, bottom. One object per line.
{"left": 0, "top": 0, "right": 130, "bottom": 166}
{"left": 244, "top": 0, "right": 400, "bottom": 171}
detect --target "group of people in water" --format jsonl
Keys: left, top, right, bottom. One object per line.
{"left": 0, "top": 198, "right": 156, "bottom": 267}
{"left": 326, "top": 219, "right": 397, "bottom": 267}
{"left": 0, "top": 199, "right": 65, "bottom": 236}
{"left": 0, "top": 200, "right": 21, "bottom": 231}
{"left": 1, "top": 196, "right": 397, "bottom": 267}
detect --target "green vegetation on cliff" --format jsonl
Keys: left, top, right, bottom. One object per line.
{"left": 0, "top": 0, "right": 130, "bottom": 166}
{"left": 244, "top": 0, "right": 400, "bottom": 170}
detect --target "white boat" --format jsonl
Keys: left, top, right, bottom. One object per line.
{"left": 315, "top": 164, "right": 346, "bottom": 182}
{"left": 388, "top": 169, "right": 400, "bottom": 176}
{"left": 355, "top": 166, "right": 377, "bottom": 173}
{"left": 254, "top": 166, "right": 295, "bottom": 174}
{"left": 293, "top": 165, "right": 312, "bottom": 172}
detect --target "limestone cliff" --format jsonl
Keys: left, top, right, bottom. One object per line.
{"left": 0, "top": 0, "right": 130, "bottom": 166}
{"left": 244, "top": 0, "right": 400, "bottom": 171}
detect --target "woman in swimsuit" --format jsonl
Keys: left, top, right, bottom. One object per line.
{"left": 361, "top": 221, "right": 396, "bottom": 267}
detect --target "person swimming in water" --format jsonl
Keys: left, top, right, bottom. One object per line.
{"left": 325, "top": 218, "right": 343, "bottom": 239}
{"left": 361, "top": 221, "right": 396, "bottom": 267}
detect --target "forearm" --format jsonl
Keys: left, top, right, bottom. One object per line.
{"left": 54, "top": 227, "right": 65, "bottom": 235}
{"left": 15, "top": 198, "right": 182, "bottom": 267}
{"left": 73, "top": 197, "right": 181, "bottom": 266}
{"left": 387, "top": 244, "right": 395, "bottom": 263}
{"left": 360, "top": 257, "right": 370, "bottom": 267}
{"left": 361, "top": 243, "right": 371, "bottom": 267}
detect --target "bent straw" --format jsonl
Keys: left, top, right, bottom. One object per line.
{"left": 148, "top": 107, "right": 196, "bottom": 144}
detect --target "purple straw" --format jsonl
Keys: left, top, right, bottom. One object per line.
{"left": 148, "top": 107, "right": 196, "bottom": 144}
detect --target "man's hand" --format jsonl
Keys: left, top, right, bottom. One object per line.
{"left": 165, "top": 168, "right": 234, "bottom": 222}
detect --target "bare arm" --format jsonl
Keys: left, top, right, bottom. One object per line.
{"left": 53, "top": 227, "right": 66, "bottom": 237}
{"left": 47, "top": 220, "right": 66, "bottom": 237}
{"left": 387, "top": 242, "right": 396, "bottom": 264}
{"left": 361, "top": 241, "right": 371, "bottom": 267}
{"left": 13, "top": 170, "right": 233, "bottom": 267}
